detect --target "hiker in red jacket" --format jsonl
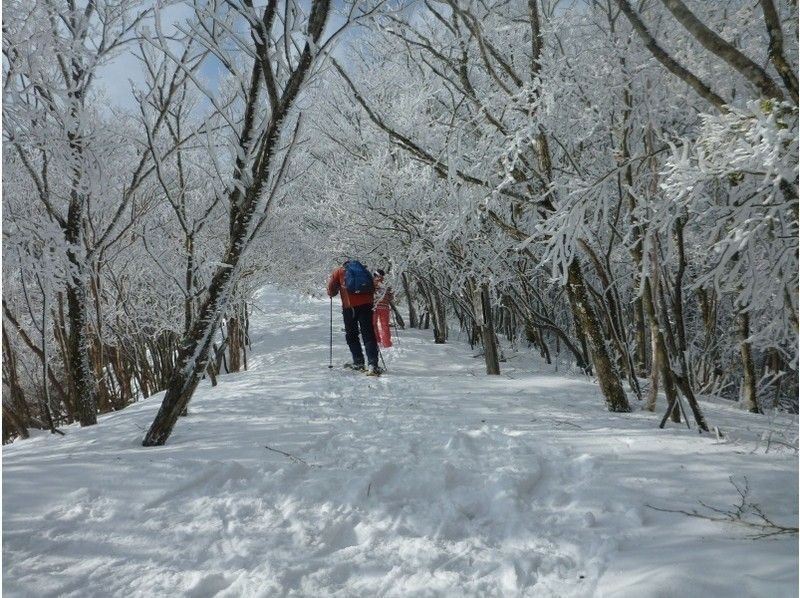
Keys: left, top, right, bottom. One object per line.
{"left": 372, "top": 269, "right": 394, "bottom": 348}
{"left": 327, "top": 260, "right": 381, "bottom": 375}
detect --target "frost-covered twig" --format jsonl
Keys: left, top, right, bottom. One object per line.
{"left": 647, "top": 476, "right": 798, "bottom": 539}
{"left": 264, "top": 444, "right": 309, "bottom": 466}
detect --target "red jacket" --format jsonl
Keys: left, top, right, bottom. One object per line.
{"left": 327, "top": 266, "right": 373, "bottom": 309}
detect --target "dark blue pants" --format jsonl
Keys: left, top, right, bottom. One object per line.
{"left": 342, "top": 304, "right": 379, "bottom": 367}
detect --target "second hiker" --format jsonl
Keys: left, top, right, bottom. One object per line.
{"left": 372, "top": 269, "right": 394, "bottom": 348}
{"left": 327, "top": 259, "right": 381, "bottom": 376}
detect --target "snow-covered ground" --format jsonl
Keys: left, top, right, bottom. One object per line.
{"left": 3, "top": 287, "right": 798, "bottom": 597}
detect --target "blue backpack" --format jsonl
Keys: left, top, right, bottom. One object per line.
{"left": 344, "top": 260, "right": 374, "bottom": 294}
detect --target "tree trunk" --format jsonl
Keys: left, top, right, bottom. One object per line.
{"left": 614, "top": 0, "right": 728, "bottom": 110}
{"left": 475, "top": 285, "right": 501, "bottom": 375}
{"left": 184, "top": 234, "right": 195, "bottom": 334}
{"left": 579, "top": 243, "right": 641, "bottom": 399}
{"left": 696, "top": 287, "right": 720, "bottom": 393}
{"left": 432, "top": 287, "right": 447, "bottom": 344}
{"left": 228, "top": 314, "right": 242, "bottom": 373}
{"left": 112, "top": 346, "right": 133, "bottom": 406}
{"left": 670, "top": 217, "right": 709, "bottom": 430}
{"left": 566, "top": 259, "right": 631, "bottom": 412}
{"left": 143, "top": 0, "right": 332, "bottom": 445}
{"left": 243, "top": 302, "right": 250, "bottom": 369}
{"left": 390, "top": 301, "right": 405, "bottom": 329}
{"left": 52, "top": 296, "right": 77, "bottom": 420}
{"left": 401, "top": 273, "right": 418, "bottom": 328}
{"left": 65, "top": 271, "right": 98, "bottom": 426}
{"left": 633, "top": 297, "right": 647, "bottom": 376}
{"left": 660, "top": 0, "right": 785, "bottom": 101}
{"left": 142, "top": 257, "right": 239, "bottom": 446}
{"left": 738, "top": 311, "right": 760, "bottom": 413}
{"left": 2, "top": 329, "right": 30, "bottom": 438}
{"left": 759, "top": 0, "right": 799, "bottom": 103}
{"left": 645, "top": 304, "right": 660, "bottom": 412}
{"left": 642, "top": 275, "right": 680, "bottom": 421}
{"left": 40, "top": 295, "right": 57, "bottom": 432}
{"left": 567, "top": 295, "right": 592, "bottom": 375}
{"left": 2, "top": 403, "right": 29, "bottom": 442}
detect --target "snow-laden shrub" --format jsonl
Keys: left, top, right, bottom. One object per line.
{"left": 660, "top": 101, "right": 798, "bottom": 362}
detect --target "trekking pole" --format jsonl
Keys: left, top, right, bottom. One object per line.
{"left": 378, "top": 347, "right": 388, "bottom": 371}
{"left": 328, "top": 297, "right": 334, "bottom": 369}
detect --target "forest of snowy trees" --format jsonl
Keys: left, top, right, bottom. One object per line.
{"left": 3, "top": 0, "right": 797, "bottom": 445}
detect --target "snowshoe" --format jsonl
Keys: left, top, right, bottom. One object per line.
{"left": 366, "top": 365, "right": 383, "bottom": 377}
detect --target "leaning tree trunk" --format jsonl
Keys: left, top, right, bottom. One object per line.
{"left": 143, "top": 0, "right": 331, "bottom": 446}
{"left": 660, "top": 0, "right": 785, "bottom": 101}
{"left": 642, "top": 278, "right": 681, "bottom": 421}
{"left": 142, "top": 251, "right": 242, "bottom": 446}
{"left": 759, "top": 0, "right": 799, "bottom": 103}
{"left": 566, "top": 259, "right": 631, "bottom": 412}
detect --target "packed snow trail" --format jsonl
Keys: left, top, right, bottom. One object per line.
{"left": 3, "top": 287, "right": 798, "bottom": 597}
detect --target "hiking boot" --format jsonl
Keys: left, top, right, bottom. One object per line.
{"left": 366, "top": 365, "right": 382, "bottom": 377}
{"left": 344, "top": 363, "right": 366, "bottom": 371}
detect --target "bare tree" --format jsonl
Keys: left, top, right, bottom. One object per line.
{"left": 3, "top": 0, "right": 161, "bottom": 426}
{"left": 142, "top": 0, "right": 384, "bottom": 445}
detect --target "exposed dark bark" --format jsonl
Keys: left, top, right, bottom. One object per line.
{"left": 2, "top": 329, "right": 30, "bottom": 438}
{"left": 65, "top": 263, "right": 98, "bottom": 426}
{"left": 143, "top": 253, "right": 243, "bottom": 445}
{"left": 477, "top": 285, "right": 501, "bottom": 375}
{"left": 3, "top": 303, "right": 70, "bottom": 416}
{"left": 227, "top": 314, "right": 243, "bottom": 373}
{"left": 642, "top": 277, "right": 678, "bottom": 419}
{"left": 660, "top": 0, "right": 785, "bottom": 101}
{"left": 671, "top": 217, "right": 709, "bottom": 430}
{"left": 389, "top": 302, "right": 405, "bottom": 329}
{"left": 567, "top": 260, "right": 631, "bottom": 412}
{"left": 432, "top": 287, "right": 448, "bottom": 344}
{"left": 633, "top": 296, "right": 647, "bottom": 376}
{"left": 759, "top": 0, "right": 799, "bottom": 103}
{"left": 644, "top": 296, "right": 660, "bottom": 412}
{"left": 401, "top": 273, "right": 418, "bottom": 328}
{"left": 564, "top": 280, "right": 593, "bottom": 375}
{"left": 419, "top": 279, "right": 447, "bottom": 343}
{"left": 2, "top": 403, "right": 29, "bottom": 442}
{"left": 738, "top": 311, "right": 761, "bottom": 414}
{"left": 613, "top": 0, "right": 728, "bottom": 110}
{"left": 579, "top": 239, "right": 642, "bottom": 400}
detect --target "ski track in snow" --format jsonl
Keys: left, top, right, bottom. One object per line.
{"left": 3, "top": 287, "right": 798, "bottom": 597}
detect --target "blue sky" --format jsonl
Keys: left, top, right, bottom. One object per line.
{"left": 96, "top": 0, "right": 377, "bottom": 110}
